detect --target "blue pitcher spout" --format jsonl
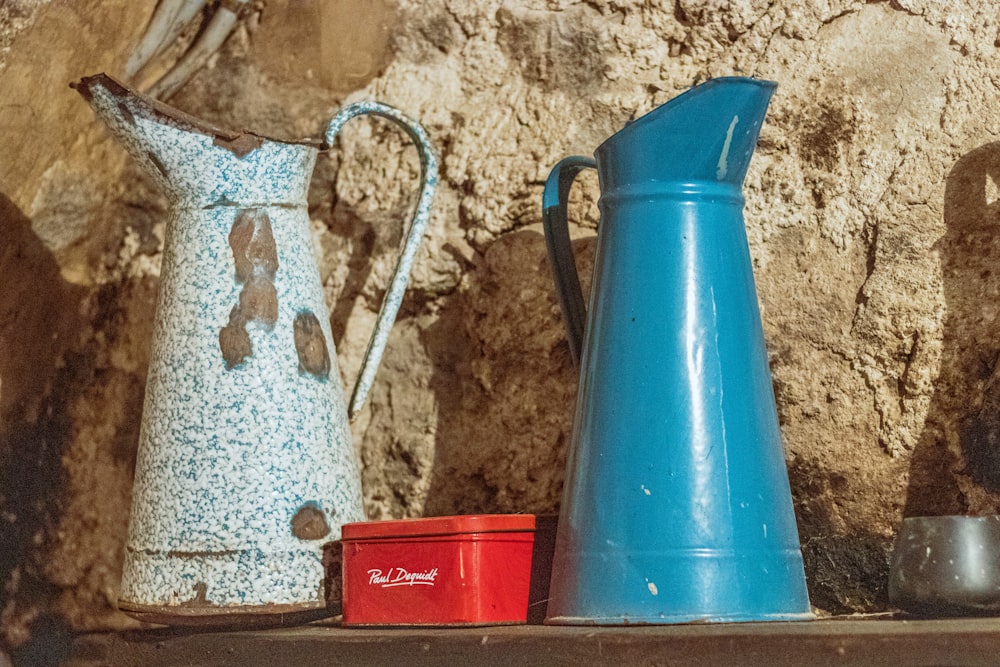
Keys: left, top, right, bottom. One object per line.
{"left": 595, "top": 77, "right": 776, "bottom": 190}
{"left": 71, "top": 73, "right": 318, "bottom": 208}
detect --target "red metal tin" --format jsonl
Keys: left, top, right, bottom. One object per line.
{"left": 341, "top": 514, "right": 536, "bottom": 626}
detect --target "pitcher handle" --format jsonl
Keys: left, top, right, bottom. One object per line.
{"left": 542, "top": 156, "right": 597, "bottom": 366}
{"left": 325, "top": 102, "right": 439, "bottom": 419}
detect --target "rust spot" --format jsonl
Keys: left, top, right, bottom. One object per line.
{"left": 69, "top": 78, "right": 94, "bottom": 101}
{"left": 146, "top": 151, "right": 168, "bottom": 178}
{"left": 291, "top": 504, "right": 331, "bottom": 541}
{"left": 229, "top": 218, "right": 255, "bottom": 281}
{"left": 229, "top": 210, "right": 278, "bottom": 282}
{"left": 293, "top": 311, "right": 330, "bottom": 379}
{"left": 240, "top": 277, "right": 278, "bottom": 328}
{"left": 126, "top": 546, "right": 242, "bottom": 558}
{"left": 99, "top": 76, "right": 132, "bottom": 98}
{"left": 220, "top": 210, "right": 280, "bottom": 369}
{"left": 181, "top": 582, "right": 211, "bottom": 607}
{"left": 214, "top": 132, "right": 265, "bottom": 158}
{"left": 163, "top": 549, "right": 242, "bottom": 558}
{"left": 70, "top": 74, "right": 129, "bottom": 102}
{"left": 220, "top": 306, "right": 253, "bottom": 369}
{"left": 117, "top": 101, "right": 136, "bottom": 126}
{"left": 209, "top": 196, "right": 239, "bottom": 208}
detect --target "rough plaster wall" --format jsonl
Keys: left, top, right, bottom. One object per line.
{"left": 0, "top": 0, "right": 999, "bottom": 649}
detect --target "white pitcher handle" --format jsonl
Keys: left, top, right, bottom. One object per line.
{"left": 325, "top": 102, "right": 439, "bottom": 420}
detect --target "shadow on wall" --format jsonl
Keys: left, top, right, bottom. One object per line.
{"left": 418, "top": 230, "right": 586, "bottom": 517}
{"left": 905, "top": 142, "right": 1000, "bottom": 517}
{"left": 327, "top": 203, "right": 378, "bottom": 351}
{"left": 789, "top": 454, "right": 892, "bottom": 614}
{"left": 0, "top": 193, "right": 84, "bottom": 650}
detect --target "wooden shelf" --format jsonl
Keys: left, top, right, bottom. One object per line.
{"left": 67, "top": 617, "right": 1000, "bottom": 666}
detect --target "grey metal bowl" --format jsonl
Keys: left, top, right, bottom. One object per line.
{"left": 889, "top": 515, "right": 1000, "bottom": 617}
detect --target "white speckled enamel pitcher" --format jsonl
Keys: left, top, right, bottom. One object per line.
{"left": 73, "top": 74, "right": 437, "bottom": 626}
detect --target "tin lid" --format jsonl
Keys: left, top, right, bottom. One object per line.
{"left": 341, "top": 514, "right": 536, "bottom": 540}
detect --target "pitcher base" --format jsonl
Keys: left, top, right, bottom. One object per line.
{"left": 545, "top": 610, "right": 815, "bottom": 625}
{"left": 118, "top": 600, "right": 333, "bottom": 628}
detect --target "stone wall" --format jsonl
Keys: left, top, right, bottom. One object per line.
{"left": 1, "top": 0, "right": 999, "bottom": 649}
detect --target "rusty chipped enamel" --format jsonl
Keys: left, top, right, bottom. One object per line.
{"left": 74, "top": 74, "right": 437, "bottom": 622}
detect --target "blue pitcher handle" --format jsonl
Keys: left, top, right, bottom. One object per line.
{"left": 325, "top": 102, "right": 439, "bottom": 419}
{"left": 542, "top": 155, "right": 597, "bottom": 366}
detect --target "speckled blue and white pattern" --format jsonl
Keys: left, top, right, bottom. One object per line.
{"left": 325, "top": 102, "right": 439, "bottom": 418}
{"left": 79, "top": 76, "right": 435, "bottom": 612}
{"left": 120, "top": 202, "right": 364, "bottom": 608}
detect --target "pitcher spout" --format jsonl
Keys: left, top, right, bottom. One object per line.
{"left": 595, "top": 77, "right": 776, "bottom": 190}
{"left": 71, "top": 73, "right": 318, "bottom": 208}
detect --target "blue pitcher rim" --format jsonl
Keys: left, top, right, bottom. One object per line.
{"left": 595, "top": 76, "right": 778, "bottom": 155}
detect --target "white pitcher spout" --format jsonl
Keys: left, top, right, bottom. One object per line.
{"left": 71, "top": 73, "right": 318, "bottom": 207}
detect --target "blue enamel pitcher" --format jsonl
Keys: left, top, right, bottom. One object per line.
{"left": 542, "top": 77, "right": 812, "bottom": 624}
